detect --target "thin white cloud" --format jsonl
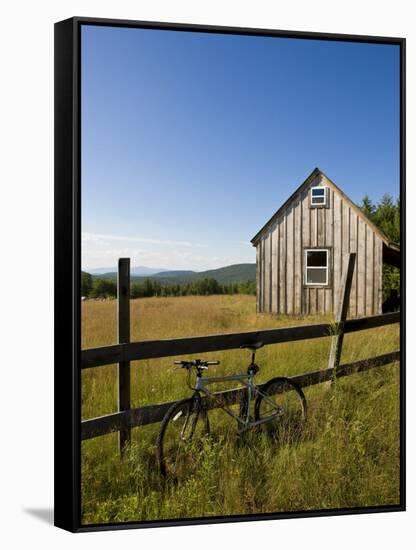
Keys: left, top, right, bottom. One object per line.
{"left": 82, "top": 232, "right": 193, "bottom": 247}
{"left": 81, "top": 232, "right": 255, "bottom": 271}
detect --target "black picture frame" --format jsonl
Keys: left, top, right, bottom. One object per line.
{"left": 54, "top": 16, "right": 406, "bottom": 533}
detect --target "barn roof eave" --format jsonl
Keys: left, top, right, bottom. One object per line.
{"left": 320, "top": 171, "right": 399, "bottom": 248}
{"left": 250, "top": 167, "right": 399, "bottom": 250}
{"left": 250, "top": 167, "right": 321, "bottom": 246}
{"left": 383, "top": 241, "right": 401, "bottom": 268}
{"left": 387, "top": 241, "right": 400, "bottom": 252}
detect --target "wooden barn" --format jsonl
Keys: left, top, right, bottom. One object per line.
{"left": 251, "top": 168, "right": 400, "bottom": 317}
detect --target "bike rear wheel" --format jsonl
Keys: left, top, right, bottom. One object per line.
{"left": 156, "top": 397, "right": 210, "bottom": 479}
{"left": 254, "top": 377, "right": 307, "bottom": 443}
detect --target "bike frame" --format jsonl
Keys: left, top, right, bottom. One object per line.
{"left": 192, "top": 370, "right": 283, "bottom": 430}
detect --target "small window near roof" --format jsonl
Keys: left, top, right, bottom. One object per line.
{"left": 310, "top": 186, "right": 327, "bottom": 207}
{"left": 305, "top": 249, "right": 329, "bottom": 285}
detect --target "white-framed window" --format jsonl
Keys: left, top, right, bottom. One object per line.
{"left": 310, "top": 186, "right": 328, "bottom": 207}
{"left": 304, "top": 249, "right": 329, "bottom": 286}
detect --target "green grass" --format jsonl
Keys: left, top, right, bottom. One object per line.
{"left": 81, "top": 295, "right": 400, "bottom": 524}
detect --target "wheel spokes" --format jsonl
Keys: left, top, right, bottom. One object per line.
{"left": 161, "top": 402, "right": 209, "bottom": 479}
{"left": 258, "top": 382, "right": 305, "bottom": 442}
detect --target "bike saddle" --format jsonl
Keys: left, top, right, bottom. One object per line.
{"left": 240, "top": 341, "right": 264, "bottom": 351}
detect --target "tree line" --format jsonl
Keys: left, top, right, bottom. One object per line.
{"left": 81, "top": 273, "right": 256, "bottom": 299}
{"left": 82, "top": 193, "right": 399, "bottom": 301}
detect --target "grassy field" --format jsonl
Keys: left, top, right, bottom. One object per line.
{"left": 81, "top": 295, "right": 400, "bottom": 525}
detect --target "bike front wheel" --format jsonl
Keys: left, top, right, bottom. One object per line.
{"left": 254, "top": 377, "right": 307, "bottom": 443}
{"left": 156, "top": 397, "right": 210, "bottom": 480}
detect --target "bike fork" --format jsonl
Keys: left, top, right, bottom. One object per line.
{"left": 180, "top": 398, "right": 200, "bottom": 441}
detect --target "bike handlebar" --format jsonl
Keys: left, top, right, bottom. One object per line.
{"left": 173, "top": 359, "right": 220, "bottom": 368}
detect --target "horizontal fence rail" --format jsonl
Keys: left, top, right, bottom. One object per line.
{"left": 81, "top": 350, "right": 400, "bottom": 440}
{"left": 81, "top": 311, "right": 399, "bottom": 369}
{"left": 81, "top": 254, "right": 400, "bottom": 451}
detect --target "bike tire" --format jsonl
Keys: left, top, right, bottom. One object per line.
{"left": 156, "top": 397, "right": 210, "bottom": 479}
{"left": 254, "top": 377, "right": 307, "bottom": 442}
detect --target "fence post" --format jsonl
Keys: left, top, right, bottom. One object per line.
{"left": 328, "top": 253, "right": 356, "bottom": 384}
{"left": 117, "top": 258, "right": 131, "bottom": 453}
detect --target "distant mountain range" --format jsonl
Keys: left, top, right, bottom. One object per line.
{"left": 85, "top": 263, "right": 256, "bottom": 285}
{"left": 88, "top": 265, "right": 168, "bottom": 276}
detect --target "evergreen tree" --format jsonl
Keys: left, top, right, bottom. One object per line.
{"left": 81, "top": 271, "right": 93, "bottom": 297}
{"left": 360, "top": 193, "right": 400, "bottom": 300}
{"left": 360, "top": 194, "right": 376, "bottom": 221}
{"left": 90, "top": 278, "right": 117, "bottom": 298}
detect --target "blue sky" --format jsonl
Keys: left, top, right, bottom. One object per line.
{"left": 81, "top": 25, "right": 400, "bottom": 271}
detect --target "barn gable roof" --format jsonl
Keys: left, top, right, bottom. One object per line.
{"left": 250, "top": 168, "right": 400, "bottom": 259}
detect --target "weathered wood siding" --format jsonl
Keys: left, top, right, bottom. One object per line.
{"left": 256, "top": 173, "right": 383, "bottom": 317}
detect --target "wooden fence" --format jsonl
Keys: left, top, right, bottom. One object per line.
{"left": 81, "top": 254, "right": 400, "bottom": 452}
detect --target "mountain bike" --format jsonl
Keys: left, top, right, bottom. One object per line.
{"left": 156, "top": 342, "right": 307, "bottom": 479}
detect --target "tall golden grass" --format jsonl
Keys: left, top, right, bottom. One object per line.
{"left": 81, "top": 295, "right": 400, "bottom": 524}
